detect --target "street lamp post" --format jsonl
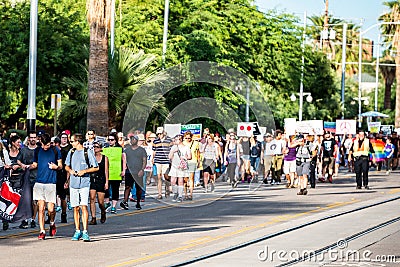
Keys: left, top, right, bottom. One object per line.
{"left": 353, "top": 97, "right": 369, "bottom": 128}
{"left": 27, "top": 0, "right": 38, "bottom": 133}
{"left": 298, "top": 11, "right": 306, "bottom": 122}
{"left": 290, "top": 92, "right": 313, "bottom": 121}
{"left": 321, "top": 23, "right": 348, "bottom": 119}
{"left": 357, "top": 21, "right": 400, "bottom": 125}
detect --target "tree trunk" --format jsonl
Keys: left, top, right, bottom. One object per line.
{"left": 87, "top": 25, "right": 109, "bottom": 136}
{"left": 384, "top": 80, "right": 393, "bottom": 110}
{"left": 381, "top": 63, "right": 396, "bottom": 110}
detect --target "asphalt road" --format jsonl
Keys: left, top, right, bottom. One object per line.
{"left": 1, "top": 168, "right": 399, "bottom": 267}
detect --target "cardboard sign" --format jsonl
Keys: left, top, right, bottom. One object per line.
{"left": 368, "top": 122, "right": 381, "bottom": 134}
{"left": 296, "top": 120, "right": 324, "bottom": 135}
{"left": 181, "top": 124, "right": 202, "bottom": 140}
{"left": 380, "top": 125, "right": 394, "bottom": 135}
{"left": 164, "top": 124, "right": 181, "bottom": 138}
{"left": 335, "top": 120, "right": 356, "bottom": 135}
{"left": 284, "top": 118, "right": 297, "bottom": 135}
{"left": 237, "top": 122, "right": 261, "bottom": 137}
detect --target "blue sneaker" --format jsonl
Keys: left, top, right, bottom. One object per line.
{"left": 56, "top": 206, "right": 61, "bottom": 212}
{"left": 110, "top": 207, "right": 116, "bottom": 214}
{"left": 81, "top": 231, "right": 91, "bottom": 242}
{"left": 71, "top": 230, "right": 82, "bottom": 241}
{"left": 105, "top": 202, "right": 111, "bottom": 211}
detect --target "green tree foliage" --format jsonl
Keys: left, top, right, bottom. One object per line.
{"left": 115, "top": 0, "right": 340, "bottom": 128}
{"left": 0, "top": 0, "right": 88, "bottom": 129}
{"left": 2, "top": 0, "right": 340, "bottom": 132}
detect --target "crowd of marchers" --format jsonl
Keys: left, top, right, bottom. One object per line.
{"left": 0, "top": 126, "right": 396, "bottom": 240}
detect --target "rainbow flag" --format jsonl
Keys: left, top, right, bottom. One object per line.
{"left": 324, "top": 122, "right": 336, "bottom": 133}
{"left": 370, "top": 139, "right": 386, "bottom": 162}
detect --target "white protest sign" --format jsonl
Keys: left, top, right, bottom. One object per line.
{"left": 335, "top": 120, "right": 357, "bottom": 134}
{"left": 237, "top": 122, "right": 261, "bottom": 137}
{"left": 296, "top": 120, "right": 324, "bottom": 135}
{"left": 164, "top": 124, "right": 181, "bottom": 138}
{"left": 257, "top": 127, "right": 267, "bottom": 142}
{"left": 284, "top": 118, "right": 297, "bottom": 135}
{"left": 380, "top": 125, "right": 394, "bottom": 135}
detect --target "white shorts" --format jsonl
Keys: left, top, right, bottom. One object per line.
{"left": 168, "top": 166, "right": 189, "bottom": 178}
{"left": 155, "top": 163, "right": 169, "bottom": 176}
{"left": 70, "top": 187, "right": 90, "bottom": 207}
{"left": 283, "top": 160, "right": 297, "bottom": 174}
{"left": 33, "top": 183, "right": 57, "bottom": 204}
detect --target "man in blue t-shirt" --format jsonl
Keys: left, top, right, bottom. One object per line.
{"left": 31, "top": 133, "right": 62, "bottom": 240}
{"left": 65, "top": 133, "right": 98, "bottom": 242}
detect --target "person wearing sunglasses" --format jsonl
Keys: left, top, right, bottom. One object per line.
{"left": 89, "top": 141, "right": 109, "bottom": 224}
{"left": 65, "top": 133, "right": 99, "bottom": 241}
{"left": 102, "top": 133, "right": 124, "bottom": 214}
{"left": 182, "top": 131, "right": 199, "bottom": 200}
{"left": 83, "top": 130, "right": 96, "bottom": 150}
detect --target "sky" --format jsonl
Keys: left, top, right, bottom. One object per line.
{"left": 255, "top": 0, "right": 389, "bottom": 44}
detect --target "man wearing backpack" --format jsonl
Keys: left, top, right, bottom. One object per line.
{"left": 295, "top": 134, "right": 316, "bottom": 195}
{"left": 65, "top": 133, "right": 98, "bottom": 242}
{"left": 31, "top": 133, "right": 62, "bottom": 240}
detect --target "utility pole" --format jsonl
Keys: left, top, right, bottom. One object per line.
{"left": 322, "top": 0, "right": 329, "bottom": 51}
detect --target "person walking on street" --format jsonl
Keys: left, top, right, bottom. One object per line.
{"left": 183, "top": 131, "right": 200, "bottom": 200}
{"left": 31, "top": 133, "right": 62, "bottom": 240}
{"left": 102, "top": 133, "right": 124, "bottom": 213}
{"left": 121, "top": 135, "right": 147, "bottom": 210}
{"left": 384, "top": 138, "right": 394, "bottom": 175}
{"left": 319, "top": 131, "right": 337, "bottom": 183}
{"left": 348, "top": 130, "right": 375, "bottom": 190}
{"left": 65, "top": 133, "right": 99, "bottom": 241}
{"left": 261, "top": 133, "right": 274, "bottom": 184}
{"left": 295, "top": 134, "right": 315, "bottom": 195}
{"left": 17, "top": 131, "right": 39, "bottom": 229}
{"left": 152, "top": 129, "right": 173, "bottom": 199}
{"left": 271, "top": 130, "right": 285, "bottom": 184}
{"left": 224, "top": 132, "right": 241, "bottom": 188}
{"left": 169, "top": 135, "right": 191, "bottom": 202}
{"left": 89, "top": 141, "right": 109, "bottom": 224}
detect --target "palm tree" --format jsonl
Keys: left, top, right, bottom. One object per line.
{"left": 86, "top": 0, "right": 111, "bottom": 136}
{"left": 59, "top": 47, "right": 168, "bottom": 133}
{"left": 309, "top": 15, "right": 365, "bottom": 75}
{"left": 379, "top": 1, "right": 400, "bottom": 127}
{"left": 379, "top": 58, "right": 396, "bottom": 109}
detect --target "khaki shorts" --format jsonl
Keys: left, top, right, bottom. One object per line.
{"left": 187, "top": 161, "right": 197, "bottom": 173}
{"left": 155, "top": 163, "right": 169, "bottom": 176}
{"left": 33, "top": 183, "right": 57, "bottom": 204}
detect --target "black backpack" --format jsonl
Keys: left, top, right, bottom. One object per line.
{"left": 69, "top": 148, "right": 97, "bottom": 178}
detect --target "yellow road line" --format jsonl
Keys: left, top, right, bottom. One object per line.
{"left": 388, "top": 188, "right": 400, "bottom": 194}
{"left": 109, "top": 199, "right": 359, "bottom": 267}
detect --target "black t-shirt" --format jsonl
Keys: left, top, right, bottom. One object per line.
{"left": 124, "top": 146, "right": 147, "bottom": 174}
{"left": 321, "top": 138, "right": 336, "bottom": 157}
